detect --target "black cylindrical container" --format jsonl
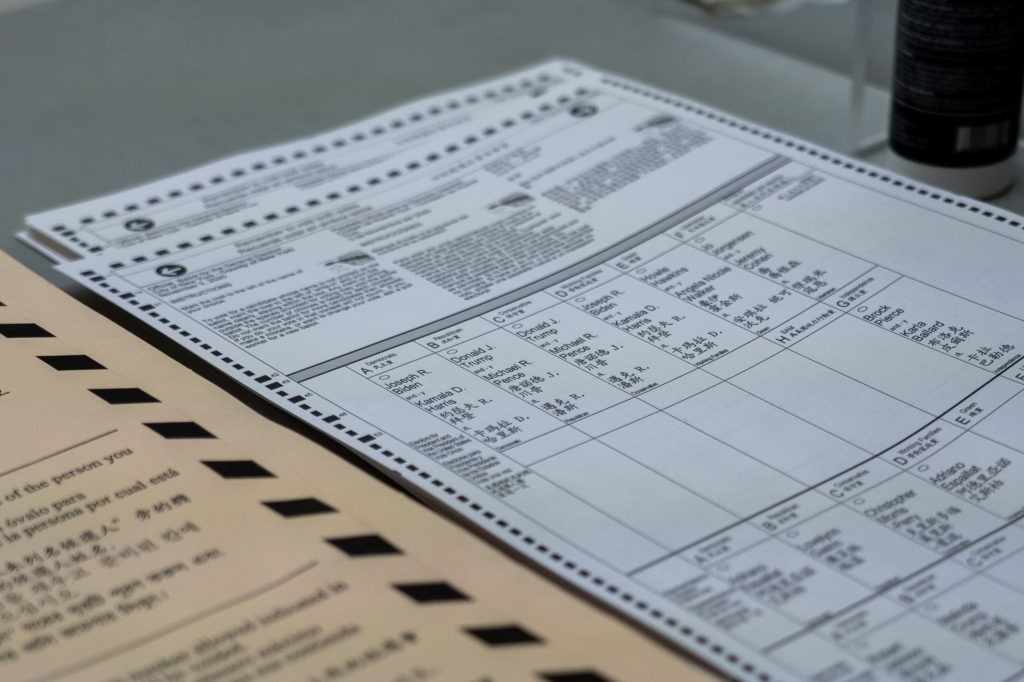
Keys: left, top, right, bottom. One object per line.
{"left": 888, "top": 0, "right": 1024, "bottom": 197}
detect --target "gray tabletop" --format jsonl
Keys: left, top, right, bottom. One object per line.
{"left": 1, "top": 0, "right": 914, "bottom": 284}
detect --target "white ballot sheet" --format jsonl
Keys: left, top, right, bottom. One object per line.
{"left": 40, "top": 60, "right": 1024, "bottom": 681}
{"left": 25, "top": 62, "right": 599, "bottom": 261}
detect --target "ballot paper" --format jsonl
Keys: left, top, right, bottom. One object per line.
{"left": 24, "top": 62, "right": 600, "bottom": 261}
{"left": 30, "top": 59, "right": 1024, "bottom": 681}
{"left": 0, "top": 250, "right": 706, "bottom": 681}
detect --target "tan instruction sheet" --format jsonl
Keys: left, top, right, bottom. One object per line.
{"left": 0, "top": 250, "right": 709, "bottom": 681}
